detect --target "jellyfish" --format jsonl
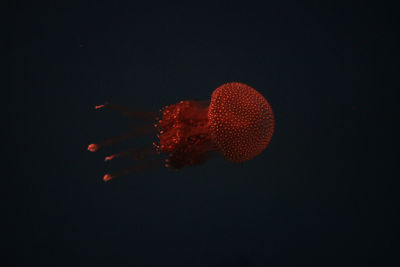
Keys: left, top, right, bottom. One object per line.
{"left": 88, "top": 82, "right": 274, "bottom": 182}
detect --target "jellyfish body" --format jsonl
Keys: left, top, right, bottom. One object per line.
{"left": 154, "top": 100, "right": 215, "bottom": 169}
{"left": 88, "top": 82, "right": 274, "bottom": 181}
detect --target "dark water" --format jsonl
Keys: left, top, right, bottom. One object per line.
{"left": 6, "top": 1, "right": 397, "bottom": 266}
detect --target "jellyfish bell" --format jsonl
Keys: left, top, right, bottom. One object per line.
{"left": 208, "top": 82, "right": 274, "bottom": 163}
{"left": 88, "top": 82, "right": 274, "bottom": 182}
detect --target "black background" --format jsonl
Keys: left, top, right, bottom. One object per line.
{"left": 6, "top": 1, "right": 398, "bottom": 266}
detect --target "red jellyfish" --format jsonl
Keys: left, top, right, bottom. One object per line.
{"left": 88, "top": 82, "right": 274, "bottom": 182}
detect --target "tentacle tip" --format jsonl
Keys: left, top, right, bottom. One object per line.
{"left": 95, "top": 104, "right": 105, "bottom": 110}
{"left": 103, "top": 174, "right": 113, "bottom": 182}
{"left": 88, "top": 144, "right": 99, "bottom": 152}
{"left": 104, "top": 155, "right": 116, "bottom": 161}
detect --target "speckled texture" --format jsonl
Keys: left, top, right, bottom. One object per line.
{"left": 208, "top": 82, "right": 274, "bottom": 163}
